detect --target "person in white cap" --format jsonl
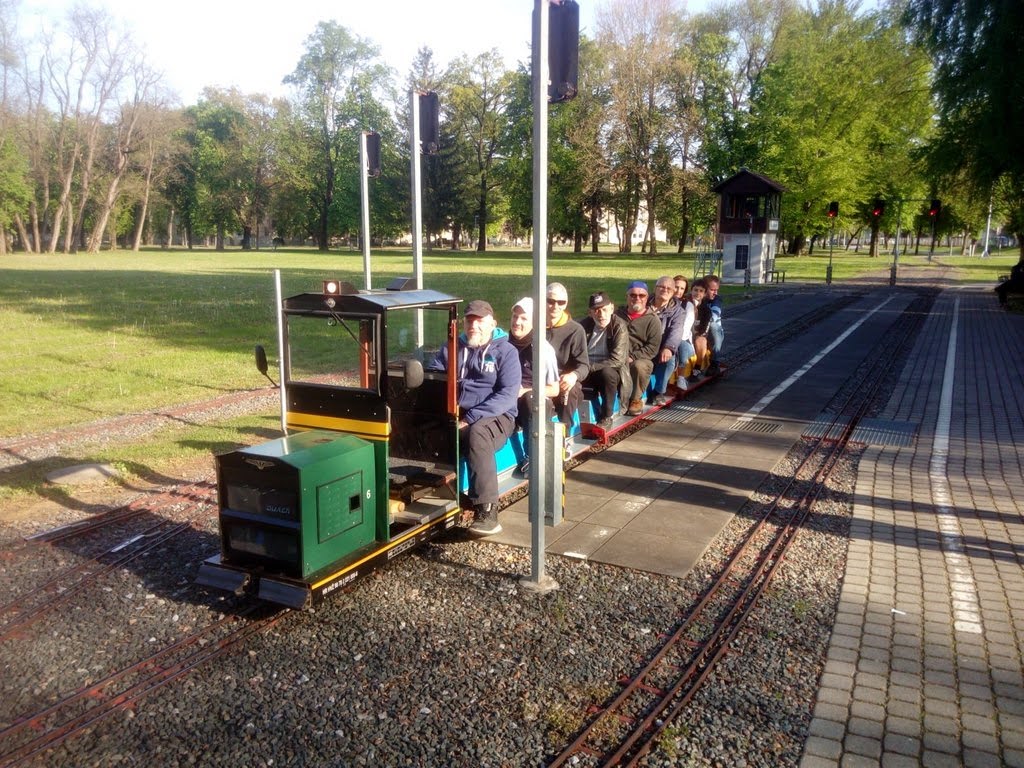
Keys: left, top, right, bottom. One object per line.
{"left": 427, "top": 299, "right": 521, "bottom": 536}
{"left": 508, "top": 297, "right": 559, "bottom": 477}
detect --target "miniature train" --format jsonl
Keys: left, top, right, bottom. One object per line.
{"left": 196, "top": 279, "right": 720, "bottom": 608}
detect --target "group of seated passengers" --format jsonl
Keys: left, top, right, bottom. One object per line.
{"left": 601, "top": 274, "right": 724, "bottom": 417}
{"left": 427, "top": 278, "right": 724, "bottom": 537}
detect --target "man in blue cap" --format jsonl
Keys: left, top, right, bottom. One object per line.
{"left": 427, "top": 299, "right": 521, "bottom": 536}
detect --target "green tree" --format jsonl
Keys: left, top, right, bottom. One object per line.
{"left": 0, "top": 135, "right": 31, "bottom": 251}
{"left": 284, "top": 21, "right": 393, "bottom": 251}
{"left": 597, "top": 0, "right": 682, "bottom": 254}
{"left": 903, "top": 0, "right": 1024, "bottom": 253}
{"left": 445, "top": 50, "right": 514, "bottom": 252}
{"left": 188, "top": 90, "right": 248, "bottom": 249}
{"left": 740, "top": 2, "right": 932, "bottom": 257}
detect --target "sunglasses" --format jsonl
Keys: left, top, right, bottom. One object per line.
{"left": 547, "top": 298, "right": 567, "bottom": 306}
{"left": 627, "top": 292, "right": 647, "bottom": 299}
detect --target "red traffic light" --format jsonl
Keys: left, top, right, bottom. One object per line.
{"left": 827, "top": 201, "right": 839, "bottom": 218}
{"left": 929, "top": 198, "right": 941, "bottom": 217}
{"left": 871, "top": 198, "right": 885, "bottom": 218}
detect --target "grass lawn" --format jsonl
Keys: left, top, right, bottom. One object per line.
{"left": 1, "top": 243, "right": 1018, "bottom": 441}
{"left": 770, "top": 244, "right": 1020, "bottom": 282}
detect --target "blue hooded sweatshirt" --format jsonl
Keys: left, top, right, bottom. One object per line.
{"left": 427, "top": 327, "right": 521, "bottom": 424}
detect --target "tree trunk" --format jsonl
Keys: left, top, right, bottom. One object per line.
{"left": 133, "top": 196, "right": 149, "bottom": 252}
{"left": 26, "top": 205, "right": 38, "bottom": 253}
{"left": 72, "top": 134, "right": 101, "bottom": 251}
{"left": 848, "top": 226, "right": 862, "bottom": 252}
{"left": 14, "top": 214, "right": 32, "bottom": 253}
{"left": 62, "top": 204, "right": 75, "bottom": 253}
{"left": 645, "top": 189, "right": 658, "bottom": 255}
{"left": 48, "top": 164, "right": 75, "bottom": 253}
{"left": 678, "top": 190, "right": 690, "bottom": 254}
{"left": 476, "top": 175, "right": 487, "bottom": 252}
{"left": 89, "top": 175, "right": 124, "bottom": 252}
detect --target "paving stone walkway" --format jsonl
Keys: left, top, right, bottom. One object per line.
{"left": 801, "top": 287, "right": 1024, "bottom": 767}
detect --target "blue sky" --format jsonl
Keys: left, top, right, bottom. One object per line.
{"left": 19, "top": 0, "right": 607, "bottom": 104}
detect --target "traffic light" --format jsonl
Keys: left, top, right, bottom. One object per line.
{"left": 828, "top": 201, "right": 839, "bottom": 218}
{"left": 365, "top": 132, "right": 381, "bottom": 178}
{"left": 419, "top": 91, "right": 439, "bottom": 155}
{"left": 871, "top": 198, "right": 885, "bottom": 219}
{"left": 929, "top": 198, "right": 941, "bottom": 218}
{"left": 548, "top": 0, "right": 579, "bottom": 103}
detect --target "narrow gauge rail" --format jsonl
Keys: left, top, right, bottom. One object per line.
{"left": 546, "top": 293, "right": 931, "bottom": 767}
{"left": 22, "top": 482, "right": 216, "bottom": 546}
{"left": 0, "top": 605, "right": 285, "bottom": 768}
{"left": 0, "top": 482, "right": 215, "bottom": 642}
{"left": 0, "top": 390, "right": 276, "bottom": 474}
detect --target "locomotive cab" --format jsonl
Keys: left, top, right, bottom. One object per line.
{"left": 197, "top": 283, "right": 463, "bottom": 608}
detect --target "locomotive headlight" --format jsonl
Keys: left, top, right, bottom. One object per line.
{"left": 325, "top": 297, "right": 336, "bottom": 308}
{"left": 324, "top": 280, "right": 340, "bottom": 295}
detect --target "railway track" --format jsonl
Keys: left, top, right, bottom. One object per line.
{"left": 22, "top": 482, "right": 215, "bottom": 546}
{"left": 0, "top": 389, "right": 277, "bottom": 473}
{"left": 0, "top": 483, "right": 217, "bottom": 641}
{"left": 546, "top": 291, "right": 932, "bottom": 766}
{"left": 0, "top": 605, "right": 286, "bottom": 768}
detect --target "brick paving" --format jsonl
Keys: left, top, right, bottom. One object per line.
{"left": 802, "top": 287, "right": 1024, "bottom": 767}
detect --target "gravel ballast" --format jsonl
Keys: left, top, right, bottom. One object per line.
{"left": 0, "top": 433, "right": 858, "bottom": 768}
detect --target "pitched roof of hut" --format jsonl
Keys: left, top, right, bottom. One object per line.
{"left": 712, "top": 167, "right": 788, "bottom": 195}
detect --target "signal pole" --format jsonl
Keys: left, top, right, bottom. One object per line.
{"left": 521, "top": 0, "right": 578, "bottom": 596}
{"left": 826, "top": 201, "right": 838, "bottom": 286}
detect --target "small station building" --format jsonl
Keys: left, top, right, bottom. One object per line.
{"left": 713, "top": 168, "right": 786, "bottom": 285}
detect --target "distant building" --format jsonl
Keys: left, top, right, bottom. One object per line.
{"left": 713, "top": 169, "right": 786, "bottom": 285}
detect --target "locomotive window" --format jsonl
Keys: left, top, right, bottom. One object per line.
{"left": 286, "top": 314, "right": 379, "bottom": 391}
{"left": 386, "top": 305, "right": 454, "bottom": 365}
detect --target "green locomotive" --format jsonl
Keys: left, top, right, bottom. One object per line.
{"left": 197, "top": 279, "right": 465, "bottom": 608}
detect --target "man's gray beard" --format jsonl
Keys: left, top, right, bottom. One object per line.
{"left": 466, "top": 332, "right": 487, "bottom": 348}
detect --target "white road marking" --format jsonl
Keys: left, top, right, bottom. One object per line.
{"left": 736, "top": 296, "right": 897, "bottom": 422}
{"left": 930, "top": 296, "right": 983, "bottom": 634}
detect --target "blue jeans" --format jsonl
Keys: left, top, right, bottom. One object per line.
{"left": 708, "top": 319, "right": 724, "bottom": 363}
{"left": 653, "top": 354, "right": 677, "bottom": 395}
